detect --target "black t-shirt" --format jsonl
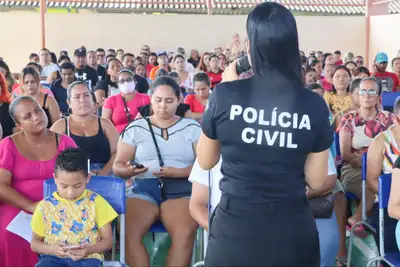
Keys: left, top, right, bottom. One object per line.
{"left": 50, "top": 79, "right": 69, "bottom": 115}
{"left": 75, "top": 65, "right": 99, "bottom": 89}
{"left": 0, "top": 102, "right": 15, "bottom": 138}
{"left": 134, "top": 74, "right": 150, "bottom": 94}
{"left": 96, "top": 65, "right": 106, "bottom": 81}
{"left": 202, "top": 74, "right": 333, "bottom": 203}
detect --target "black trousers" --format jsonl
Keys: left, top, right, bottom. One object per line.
{"left": 205, "top": 195, "right": 320, "bottom": 267}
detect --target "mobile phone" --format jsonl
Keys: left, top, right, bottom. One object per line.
{"left": 130, "top": 160, "right": 145, "bottom": 169}
{"left": 65, "top": 245, "right": 81, "bottom": 249}
{"left": 236, "top": 55, "right": 252, "bottom": 75}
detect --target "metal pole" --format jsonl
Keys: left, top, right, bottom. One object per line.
{"left": 365, "top": 0, "right": 372, "bottom": 67}
{"left": 40, "top": 0, "right": 46, "bottom": 48}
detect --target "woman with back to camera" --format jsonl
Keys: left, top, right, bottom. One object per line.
{"left": 196, "top": 3, "right": 335, "bottom": 266}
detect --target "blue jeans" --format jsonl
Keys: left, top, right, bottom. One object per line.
{"left": 315, "top": 211, "right": 340, "bottom": 267}
{"left": 36, "top": 255, "right": 102, "bottom": 267}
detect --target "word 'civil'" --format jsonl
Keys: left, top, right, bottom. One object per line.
{"left": 230, "top": 105, "right": 311, "bottom": 148}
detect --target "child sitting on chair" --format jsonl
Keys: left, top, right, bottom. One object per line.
{"left": 30, "top": 147, "right": 118, "bottom": 267}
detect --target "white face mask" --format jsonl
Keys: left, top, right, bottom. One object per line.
{"left": 119, "top": 81, "right": 136, "bottom": 94}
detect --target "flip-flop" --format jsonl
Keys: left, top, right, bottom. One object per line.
{"left": 346, "top": 223, "right": 368, "bottom": 238}
{"left": 336, "top": 256, "right": 347, "bottom": 267}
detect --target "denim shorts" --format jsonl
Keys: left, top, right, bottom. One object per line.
{"left": 126, "top": 178, "right": 191, "bottom": 206}
{"left": 90, "top": 163, "right": 114, "bottom": 177}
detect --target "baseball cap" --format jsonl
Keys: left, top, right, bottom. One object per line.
{"left": 74, "top": 47, "right": 87, "bottom": 57}
{"left": 375, "top": 52, "right": 388, "bottom": 64}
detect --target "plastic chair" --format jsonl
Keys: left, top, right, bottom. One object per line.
{"left": 367, "top": 173, "right": 400, "bottom": 267}
{"left": 148, "top": 220, "right": 201, "bottom": 266}
{"left": 382, "top": 92, "right": 400, "bottom": 112}
{"left": 43, "top": 176, "right": 126, "bottom": 266}
{"left": 347, "top": 153, "right": 376, "bottom": 267}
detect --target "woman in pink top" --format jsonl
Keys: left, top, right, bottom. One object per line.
{"left": 102, "top": 69, "right": 150, "bottom": 133}
{"left": 184, "top": 72, "right": 211, "bottom": 121}
{"left": 0, "top": 96, "right": 76, "bottom": 267}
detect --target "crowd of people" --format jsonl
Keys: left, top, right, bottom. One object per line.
{"left": 1, "top": 29, "right": 400, "bottom": 267}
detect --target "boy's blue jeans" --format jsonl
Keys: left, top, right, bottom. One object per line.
{"left": 36, "top": 255, "right": 102, "bottom": 267}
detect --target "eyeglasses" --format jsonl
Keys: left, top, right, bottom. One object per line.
{"left": 355, "top": 60, "right": 363, "bottom": 64}
{"left": 359, "top": 89, "right": 378, "bottom": 97}
{"left": 118, "top": 77, "right": 134, "bottom": 84}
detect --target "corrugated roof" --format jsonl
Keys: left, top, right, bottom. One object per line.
{"left": 0, "top": 0, "right": 399, "bottom": 14}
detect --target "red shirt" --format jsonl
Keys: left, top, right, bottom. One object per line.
{"left": 207, "top": 70, "right": 223, "bottom": 89}
{"left": 335, "top": 60, "right": 343, "bottom": 66}
{"left": 184, "top": 94, "right": 206, "bottom": 113}
{"left": 146, "top": 64, "right": 154, "bottom": 76}
{"left": 103, "top": 93, "right": 150, "bottom": 133}
{"left": 374, "top": 71, "right": 400, "bottom": 92}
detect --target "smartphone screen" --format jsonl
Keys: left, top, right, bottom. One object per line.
{"left": 130, "top": 161, "right": 144, "bottom": 169}
{"left": 66, "top": 245, "right": 81, "bottom": 249}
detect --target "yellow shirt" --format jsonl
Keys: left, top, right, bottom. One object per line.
{"left": 323, "top": 91, "right": 352, "bottom": 116}
{"left": 31, "top": 189, "right": 118, "bottom": 260}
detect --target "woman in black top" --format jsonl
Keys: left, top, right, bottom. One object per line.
{"left": 0, "top": 73, "right": 15, "bottom": 138}
{"left": 51, "top": 81, "right": 119, "bottom": 176}
{"left": 197, "top": 3, "right": 335, "bottom": 266}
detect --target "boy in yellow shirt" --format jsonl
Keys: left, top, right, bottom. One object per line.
{"left": 31, "top": 148, "right": 118, "bottom": 267}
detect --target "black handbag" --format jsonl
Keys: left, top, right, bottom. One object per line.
{"left": 145, "top": 117, "right": 192, "bottom": 200}
{"left": 308, "top": 193, "right": 336, "bottom": 219}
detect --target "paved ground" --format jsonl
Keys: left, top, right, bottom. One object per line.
{"left": 142, "top": 231, "right": 380, "bottom": 266}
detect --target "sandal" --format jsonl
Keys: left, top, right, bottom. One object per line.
{"left": 346, "top": 220, "right": 368, "bottom": 238}
{"left": 336, "top": 256, "right": 347, "bottom": 267}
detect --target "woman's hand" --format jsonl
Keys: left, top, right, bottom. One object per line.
{"left": 123, "top": 161, "right": 149, "bottom": 177}
{"left": 26, "top": 201, "right": 39, "bottom": 214}
{"left": 153, "top": 166, "right": 181, "bottom": 177}
{"left": 222, "top": 60, "right": 239, "bottom": 82}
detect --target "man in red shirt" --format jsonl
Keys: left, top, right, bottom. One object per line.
{"left": 373, "top": 52, "right": 400, "bottom": 92}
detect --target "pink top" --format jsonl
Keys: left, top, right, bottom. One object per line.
{"left": 103, "top": 93, "right": 151, "bottom": 133}
{"left": 320, "top": 78, "right": 333, "bottom": 91}
{"left": 12, "top": 84, "right": 54, "bottom": 97}
{"left": 0, "top": 134, "right": 77, "bottom": 267}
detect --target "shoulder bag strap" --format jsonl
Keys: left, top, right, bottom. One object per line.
{"left": 145, "top": 117, "right": 164, "bottom": 167}
{"left": 122, "top": 96, "right": 133, "bottom": 122}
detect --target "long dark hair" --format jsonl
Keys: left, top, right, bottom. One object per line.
{"left": 246, "top": 2, "right": 303, "bottom": 86}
